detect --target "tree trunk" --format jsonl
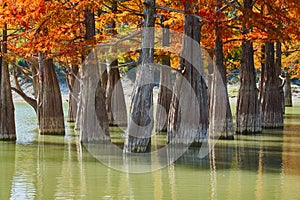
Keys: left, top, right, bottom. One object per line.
{"left": 236, "top": 0, "right": 261, "bottom": 134}
{"left": 124, "top": 0, "right": 156, "bottom": 153}
{"left": 156, "top": 25, "right": 172, "bottom": 132}
{"left": 105, "top": 0, "right": 127, "bottom": 127}
{"left": 275, "top": 41, "right": 285, "bottom": 113}
{"left": 168, "top": 3, "right": 208, "bottom": 146}
{"left": 66, "top": 64, "right": 79, "bottom": 122}
{"left": 259, "top": 41, "right": 283, "bottom": 128}
{"left": 0, "top": 24, "right": 16, "bottom": 141}
{"left": 37, "top": 53, "right": 65, "bottom": 135}
{"left": 284, "top": 73, "right": 292, "bottom": 107}
{"left": 209, "top": 0, "right": 233, "bottom": 139}
{"left": 74, "top": 71, "right": 82, "bottom": 130}
{"left": 80, "top": 8, "right": 110, "bottom": 142}
{"left": 106, "top": 60, "right": 127, "bottom": 126}
{"left": 29, "top": 60, "right": 39, "bottom": 99}
{"left": 81, "top": 54, "right": 110, "bottom": 142}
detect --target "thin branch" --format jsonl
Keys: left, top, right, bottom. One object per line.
{"left": 97, "top": 30, "right": 142, "bottom": 47}
{"left": 156, "top": 5, "right": 210, "bottom": 22}
{"left": 11, "top": 87, "right": 37, "bottom": 112}
{"left": 155, "top": 5, "right": 184, "bottom": 14}
{"left": 216, "top": 0, "right": 234, "bottom": 13}
{"left": 251, "top": 0, "right": 258, "bottom": 8}
{"left": 13, "top": 64, "right": 33, "bottom": 80}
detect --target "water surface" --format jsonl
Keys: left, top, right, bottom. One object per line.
{"left": 0, "top": 103, "right": 300, "bottom": 199}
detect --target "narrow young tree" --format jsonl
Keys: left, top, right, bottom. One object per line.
{"left": 0, "top": 24, "right": 16, "bottom": 141}
{"left": 259, "top": 41, "right": 283, "bottom": 128}
{"left": 209, "top": 0, "right": 234, "bottom": 139}
{"left": 168, "top": 1, "right": 208, "bottom": 146}
{"left": 155, "top": 24, "right": 172, "bottom": 132}
{"left": 124, "top": 0, "right": 156, "bottom": 153}
{"left": 37, "top": 53, "right": 65, "bottom": 135}
{"left": 236, "top": 0, "right": 261, "bottom": 134}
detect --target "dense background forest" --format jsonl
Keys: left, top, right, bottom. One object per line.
{"left": 0, "top": 0, "right": 299, "bottom": 154}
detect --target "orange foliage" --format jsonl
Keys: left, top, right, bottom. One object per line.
{"left": 0, "top": 0, "right": 298, "bottom": 75}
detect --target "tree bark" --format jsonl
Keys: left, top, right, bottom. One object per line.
{"left": 80, "top": 8, "right": 110, "bottom": 142}
{"left": 37, "top": 53, "right": 65, "bottom": 135}
{"left": 155, "top": 25, "right": 172, "bottom": 132}
{"left": 168, "top": 2, "right": 208, "bottom": 146}
{"left": 236, "top": 0, "right": 261, "bottom": 134}
{"left": 29, "top": 60, "right": 39, "bottom": 99}
{"left": 106, "top": 60, "right": 127, "bottom": 126}
{"left": 275, "top": 41, "right": 285, "bottom": 113}
{"left": 66, "top": 64, "right": 79, "bottom": 122}
{"left": 0, "top": 24, "right": 16, "bottom": 141}
{"left": 259, "top": 41, "right": 283, "bottom": 128}
{"left": 105, "top": 0, "right": 127, "bottom": 127}
{"left": 124, "top": 0, "right": 156, "bottom": 153}
{"left": 209, "top": 0, "right": 233, "bottom": 139}
{"left": 284, "top": 72, "right": 292, "bottom": 107}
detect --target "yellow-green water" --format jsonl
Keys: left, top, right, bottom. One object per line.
{"left": 1, "top": 103, "right": 300, "bottom": 199}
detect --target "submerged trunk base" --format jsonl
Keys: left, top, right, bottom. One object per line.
{"left": 124, "top": 136, "right": 151, "bottom": 153}
{"left": 0, "top": 135, "right": 16, "bottom": 141}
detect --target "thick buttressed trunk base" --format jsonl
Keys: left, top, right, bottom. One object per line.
{"left": 80, "top": 60, "right": 110, "bottom": 143}
{"left": 168, "top": 71, "right": 208, "bottom": 147}
{"left": 260, "top": 42, "right": 283, "bottom": 128}
{"left": 236, "top": 40, "right": 261, "bottom": 134}
{"left": 155, "top": 63, "right": 172, "bottom": 133}
{"left": 37, "top": 56, "right": 65, "bottom": 135}
{"left": 124, "top": 0, "right": 155, "bottom": 153}
{"left": 209, "top": 75, "right": 234, "bottom": 139}
{"left": 0, "top": 60, "right": 16, "bottom": 141}
{"left": 124, "top": 67, "right": 154, "bottom": 153}
{"left": 209, "top": 23, "right": 233, "bottom": 140}
{"left": 106, "top": 60, "right": 127, "bottom": 126}
{"left": 167, "top": 13, "right": 208, "bottom": 147}
{"left": 0, "top": 26, "right": 16, "bottom": 141}
{"left": 155, "top": 26, "right": 172, "bottom": 133}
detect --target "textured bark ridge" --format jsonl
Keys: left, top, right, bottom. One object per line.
{"left": 236, "top": 40, "right": 261, "bottom": 134}
{"left": 124, "top": 0, "right": 156, "bottom": 153}
{"left": 80, "top": 51, "right": 110, "bottom": 143}
{"left": 124, "top": 71, "right": 154, "bottom": 153}
{"left": 236, "top": 0, "right": 261, "bottom": 134}
{"left": 106, "top": 60, "right": 127, "bottom": 126}
{"left": 284, "top": 73, "right": 292, "bottom": 107}
{"left": 156, "top": 26, "right": 172, "bottom": 132}
{"left": 105, "top": 0, "right": 127, "bottom": 127}
{"left": 79, "top": 7, "right": 110, "bottom": 142}
{"left": 275, "top": 42, "right": 285, "bottom": 113}
{"left": 37, "top": 54, "right": 65, "bottom": 135}
{"left": 66, "top": 64, "right": 79, "bottom": 122}
{"left": 259, "top": 42, "right": 283, "bottom": 128}
{"left": 0, "top": 25, "right": 16, "bottom": 141}
{"left": 209, "top": 2, "right": 234, "bottom": 140}
{"left": 167, "top": 12, "right": 208, "bottom": 146}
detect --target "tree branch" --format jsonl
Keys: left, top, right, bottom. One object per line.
{"left": 11, "top": 87, "right": 37, "bottom": 112}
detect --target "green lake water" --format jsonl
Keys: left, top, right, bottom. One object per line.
{"left": 1, "top": 102, "right": 300, "bottom": 199}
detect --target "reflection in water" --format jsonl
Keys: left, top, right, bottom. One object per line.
{"left": 0, "top": 144, "right": 16, "bottom": 200}
{"left": 0, "top": 104, "right": 300, "bottom": 199}
{"left": 11, "top": 144, "right": 36, "bottom": 200}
